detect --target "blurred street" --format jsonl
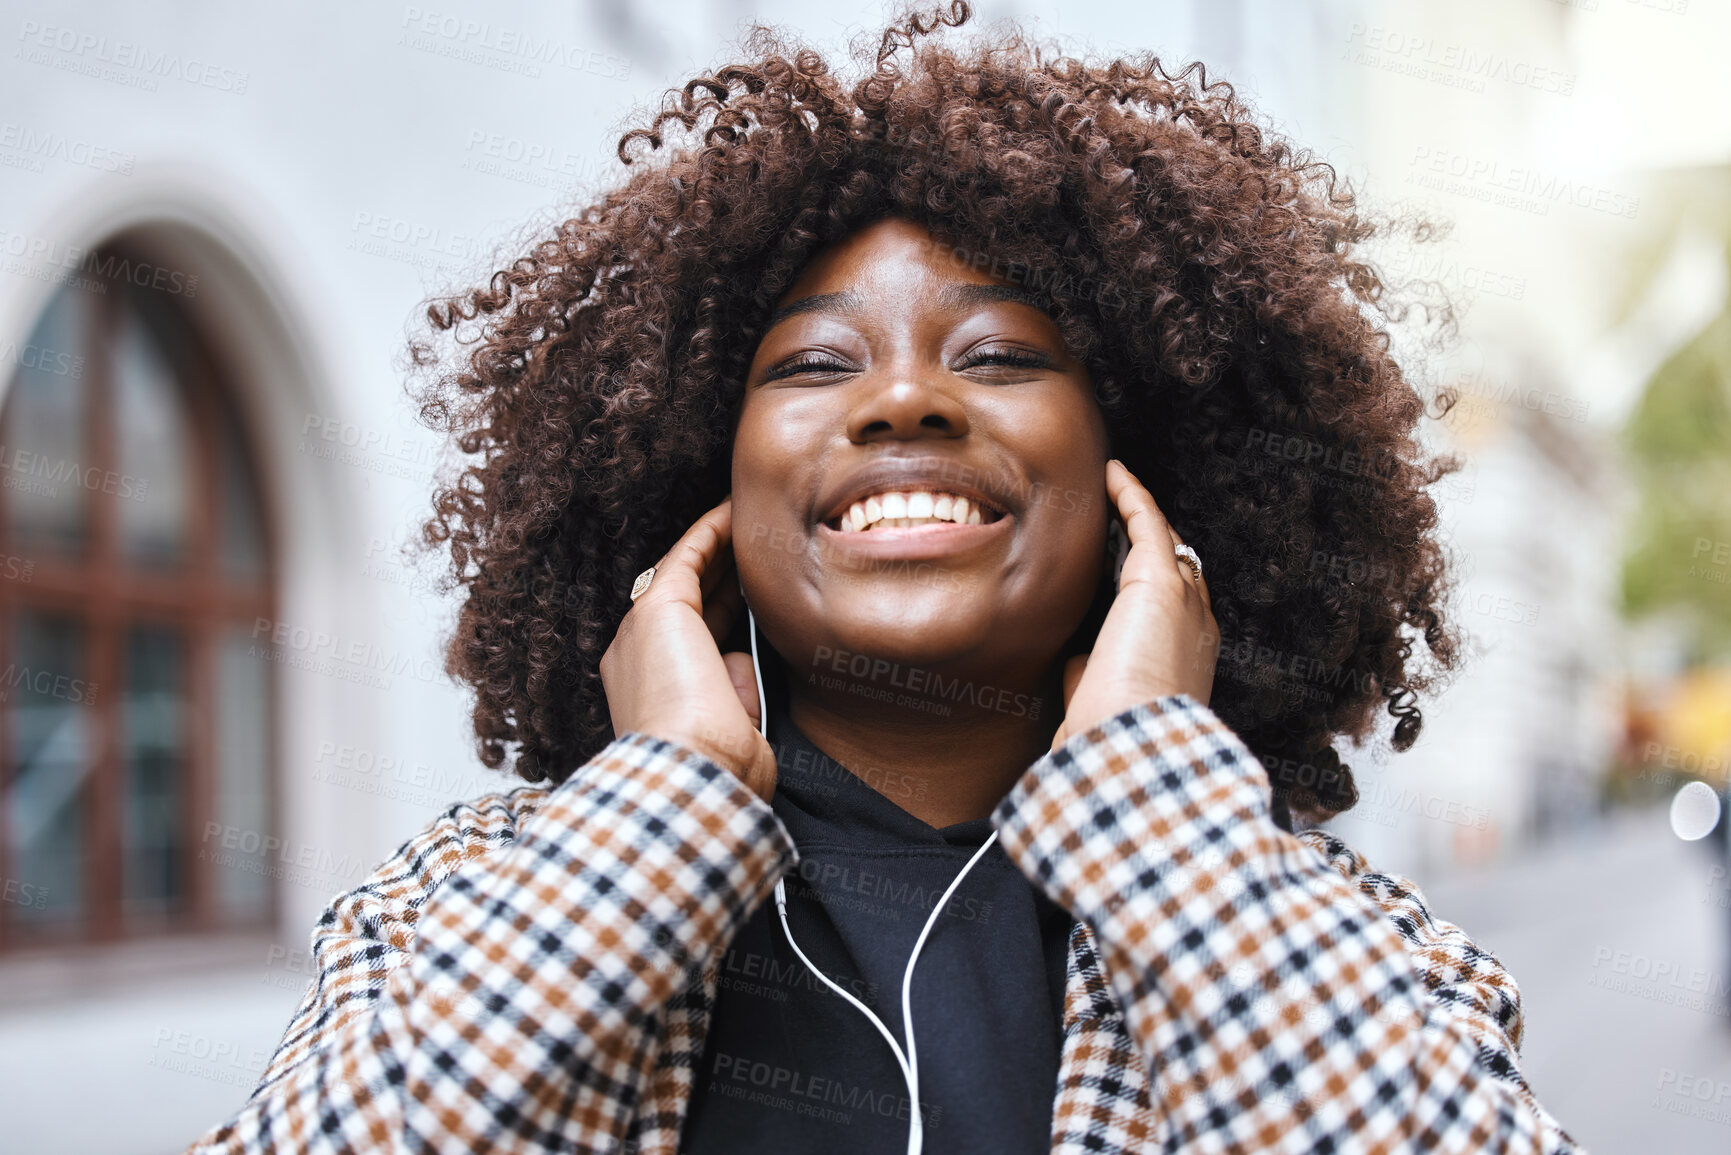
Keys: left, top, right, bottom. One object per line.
{"left": 1412, "top": 805, "right": 1731, "bottom": 1154}
{"left": 0, "top": 1, "right": 1727, "bottom": 1149}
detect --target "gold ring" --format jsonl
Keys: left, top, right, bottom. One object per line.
{"left": 630, "top": 567, "right": 657, "bottom": 601}
{"left": 1174, "top": 543, "right": 1204, "bottom": 586}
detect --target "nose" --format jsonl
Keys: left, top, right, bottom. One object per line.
{"left": 846, "top": 375, "right": 970, "bottom": 444}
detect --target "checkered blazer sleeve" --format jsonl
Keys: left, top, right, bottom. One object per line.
{"left": 991, "top": 694, "right": 1585, "bottom": 1154}
{"left": 183, "top": 733, "right": 796, "bottom": 1154}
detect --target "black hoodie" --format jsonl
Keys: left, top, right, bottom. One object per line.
{"left": 679, "top": 706, "right": 1074, "bottom": 1154}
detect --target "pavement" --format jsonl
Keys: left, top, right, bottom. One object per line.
{"left": 0, "top": 962, "right": 306, "bottom": 1155}
{"left": 1420, "top": 804, "right": 1731, "bottom": 1154}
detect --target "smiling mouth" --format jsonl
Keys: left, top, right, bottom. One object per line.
{"left": 823, "top": 489, "right": 1008, "bottom": 533}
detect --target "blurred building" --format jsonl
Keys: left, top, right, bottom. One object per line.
{"left": 1328, "top": 381, "right": 1629, "bottom": 876}
{"left": 0, "top": 1, "right": 1708, "bottom": 1151}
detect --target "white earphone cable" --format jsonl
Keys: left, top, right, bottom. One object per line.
{"left": 746, "top": 607, "right": 995, "bottom": 1155}
{"left": 902, "top": 826, "right": 999, "bottom": 1100}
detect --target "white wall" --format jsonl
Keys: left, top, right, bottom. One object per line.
{"left": 0, "top": 0, "right": 1713, "bottom": 1150}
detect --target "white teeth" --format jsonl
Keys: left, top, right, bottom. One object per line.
{"left": 834, "top": 489, "right": 997, "bottom": 531}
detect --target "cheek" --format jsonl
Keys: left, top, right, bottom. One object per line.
{"left": 1041, "top": 507, "right": 1107, "bottom": 595}
{"left": 730, "top": 406, "right": 783, "bottom": 543}
{"left": 729, "top": 400, "right": 766, "bottom": 494}
{"left": 729, "top": 402, "right": 812, "bottom": 608}
{"left": 1004, "top": 420, "right": 1107, "bottom": 529}
{"left": 1000, "top": 382, "right": 1107, "bottom": 467}
{"left": 1003, "top": 416, "right": 1108, "bottom": 603}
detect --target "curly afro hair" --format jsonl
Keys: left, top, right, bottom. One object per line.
{"left": 411, "top": 1, "right": 1462, "bottom": 822}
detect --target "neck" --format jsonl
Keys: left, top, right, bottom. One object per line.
{"left": 783, "top": 661, "right": 1064, "bottom": 827}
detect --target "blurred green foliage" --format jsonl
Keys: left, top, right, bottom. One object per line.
{"left": 1620, "top": 172, "right": 1731, "bottom": 658}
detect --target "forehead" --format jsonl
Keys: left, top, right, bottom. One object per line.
{"left": 769, "top": 218, "right": 1046, "bottom": 325}
{"left": 783, "top": 218, "right": 1006, "bottom": 292}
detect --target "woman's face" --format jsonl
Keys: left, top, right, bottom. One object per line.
{"left": 733, "top": 218, "right": 1110, "bottom": 696}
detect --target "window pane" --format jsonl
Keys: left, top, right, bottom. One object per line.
{"left": 3, "top": 610, "right": 92, "bottom": 933}
{"left": 113, "top": 300, "right": 191, "bottom": 568}
{"left": 0, "top": 287, "right": 90, "bottom": 558}
{"left": 212, "top": 627, "right": 269, "bottom": 921}
{"left": 217, "top": 416, "right": 266, "bottom": 583}
{"left": 121, "top": 624, "right": 187, "bottom": 928}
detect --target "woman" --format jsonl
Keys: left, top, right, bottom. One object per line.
{"left": 189, "top": 5, "right": 1582, "bottom": 1152}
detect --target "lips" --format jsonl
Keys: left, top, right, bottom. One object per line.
{"left": 816, "top": 456, "right": 1011, "bottom": 531}
{"left": 832, "top": 488, "right": 1002, "bottom": 532}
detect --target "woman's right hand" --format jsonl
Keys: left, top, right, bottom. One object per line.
{"left": 598, "top": 496, "right": 778, "bottom": 801}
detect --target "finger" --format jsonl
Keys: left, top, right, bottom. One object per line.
{"left": 1106, "top": 460, "right": 1193, "bottom": 595}
{"left": 1105, "top": 460, "right": 1177, "bottom": 555}
{"left": 1062, "top": 653, "right": 1088, "bottom": 711}
{"left": 698, "top": 532, "right": 735, "bottom": 606}
{"left": 643, "top": 496, "right": 734, "bottom": 610}
{"left": 1109, "top": 460, "right": 1212, "bottom": 610}
{"left": 722, "top": 651, "right": 763, "bottom": 731}
{"left": 702, "top": 573, "right": 744, "bottom": 645}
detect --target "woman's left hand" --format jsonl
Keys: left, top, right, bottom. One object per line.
{"left": 1048, "top": 459, "right": 1220, "bottom": 751}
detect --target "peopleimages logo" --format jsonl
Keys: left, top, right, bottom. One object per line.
{"left": 198, "top": 822, "right": 369, "bottom": 890}
{"left": 708, "top": 1051, "right": 943, "bottom": 1129}
{"left": 146, "top": 1029, "right": 269, "bottom": 1088}
{"left": 0, "top": 662, "right": 97, "bottom": 705}
{"left": 0, "top": 227, "right": 198, "bottom": 296}
{"left": 0, "top": 441, "right": 150, "bottom": 502}
{"left": 2, "top": 875, "right": 48, "bottom": 910}
{"left": 247, "top": 616, "right": 442, "bottom": 691}
{"left": 398, "top": 8, "right": 630, "bottom": 80}
{"left": 0, "top": 121, "right": 134, "bottom": 174}
{"left": 1241, "top": 428, "right": 1400, "bottom": 481}
{"left": 808, "top": 645, "right": 1042, "bottom": 720}
{"left": 786, "top": 857, "right": 994, "bottom": 924}
{"left": 1344, "top": 24, "right": 1577, "bottom": 96}
{"left": 1377, "top": 246, "right": 1528, "bottom": 301}
{"left": 1589, "top": 946, "right": 1731, "bottom": 1017}
{"left": 1406, "top": 146, "right": 1640, "bottom": 220}
{"left": 1653, "top": 1068, "right": 1731, "bottom": 1128}
{"left": 14, "top": 20, "right": 250, "bottom": 94}
{"left": 1, "top": 337, "right": 84, "bottom": 378}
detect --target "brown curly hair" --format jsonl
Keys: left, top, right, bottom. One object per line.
{"left": 411, "top": 2, "right": 1462, "bottom": 821}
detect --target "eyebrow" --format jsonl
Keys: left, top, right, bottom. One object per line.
{"left": 765, "top": 290, "right": 863, "bottom": 330}
{"left": 763, "top": 282, "right": 1051, "bottom": 331}
{"left": 938, "top": 282, "right": 1049, "bottom": 314}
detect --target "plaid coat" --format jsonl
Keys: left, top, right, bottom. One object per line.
{"left": 186, "top": 695, "right": 1583, "bottom": 1153}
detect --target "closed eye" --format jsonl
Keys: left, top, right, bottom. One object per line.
{"left": 761, "top": 348, "right": 1055, "bottom": 383}
{"left": 956, "top": 349, "right": 1052, "bottom": 371}
{"left": 761, "top": 356, "right": 856, "bottom": 383}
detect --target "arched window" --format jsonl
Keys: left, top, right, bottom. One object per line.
{"left": 0, "top": 247, "right": 275, "bottom": 949}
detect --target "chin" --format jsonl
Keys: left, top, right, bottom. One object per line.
{"left": 753, "top": 587, "right": 996, "bottom": 678}
{"left": 823, "top": 602, "right": 992, "bottom": 665}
